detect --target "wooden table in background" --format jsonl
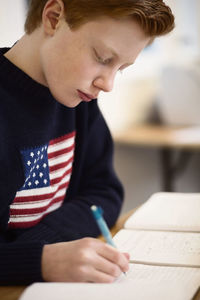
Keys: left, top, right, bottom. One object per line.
{"left": 113, "top": 124, "right": 200, "bottom": 191}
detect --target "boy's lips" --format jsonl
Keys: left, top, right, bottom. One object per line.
{"left": 77, "top": 90, "right": 96, "bottom": 102}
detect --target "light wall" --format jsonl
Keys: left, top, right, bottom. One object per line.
{"left": 0, "top": 0, "right": 26, "bottom": 47}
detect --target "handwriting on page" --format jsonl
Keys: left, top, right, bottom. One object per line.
{"left": 115, "top": 264, "right": 200, "bottom": 283}
{"left": 114, "top": 229, "right": 200, "bottom": 267}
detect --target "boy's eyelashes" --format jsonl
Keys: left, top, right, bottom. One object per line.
{"left": 93, "top": 48, "right": 126, "bottom": 74}
{"left": 94, "top": 48, "right": 112, "bottom": 65}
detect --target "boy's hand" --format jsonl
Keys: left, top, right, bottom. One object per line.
{"left": 41, "top": 238, "right": 129, "bottom": 283}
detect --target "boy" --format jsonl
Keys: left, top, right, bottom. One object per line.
{"left": 0, "top": 0, "right": 174, "bottom": 284}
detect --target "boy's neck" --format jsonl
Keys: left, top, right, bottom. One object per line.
{"left": 4, "top": 29, "right": 47, "bottom": 87}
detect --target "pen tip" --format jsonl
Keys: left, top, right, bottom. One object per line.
{"left": 91, "top": 205, "right": 97, "bottom": 211}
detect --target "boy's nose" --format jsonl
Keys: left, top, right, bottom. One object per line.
{"left": 93, "top": 72, "right": 115, "bottom": 93}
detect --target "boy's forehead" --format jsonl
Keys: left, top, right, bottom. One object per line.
{"left": 66, "top": 16, "right": 149, "bottom": 64}
{"left": 83, "top": 18, "right": 148, "bottom": 60}
{"left": 77, "top": 16, "right": 147, "bottom": 43}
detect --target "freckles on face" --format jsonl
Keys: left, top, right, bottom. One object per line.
{"left": 40, "top": 25, "right": 103, "bottom": 107}
{"left": 41, "top": 25, "right": 94, "bottom": 87}
{"left": 39, "top": 17, "right": 150, "bottom": 107}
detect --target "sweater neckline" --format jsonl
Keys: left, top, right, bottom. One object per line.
{"left": 0, "top": 47, "right": 53, "bottom": 100}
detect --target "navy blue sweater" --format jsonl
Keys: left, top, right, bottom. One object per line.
{"left": 0, "top": 48, "right": 124, "bottom": 285}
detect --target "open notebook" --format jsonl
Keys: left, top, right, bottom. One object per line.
{"left": 20, "top": 192, "right": 200, "bottom": 300}
{"left": 113, "top": 192, "right": 200, "bottom": 268}
{"left": 19, "top": 278, "right": 200, "bottom": 300}
{"left": 112, "top": 192, "right": 200, "bottom": 298}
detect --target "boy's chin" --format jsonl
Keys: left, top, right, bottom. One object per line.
{"left": 55, "top": 97, "right": 82, "bottom": 108}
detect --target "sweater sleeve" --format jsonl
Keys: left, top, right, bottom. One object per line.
{"left": 0, "top": 101, "right": 124, "bottom": 285}
{"left": 0, "top": 241, "right": 44, "bottom": 285}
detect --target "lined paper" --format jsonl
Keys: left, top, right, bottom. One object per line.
{"left": 114, "top": 229, "right": 200, "bottom": 267}
{"left": 116, "top": 264, "right": 200, "bottom": 283}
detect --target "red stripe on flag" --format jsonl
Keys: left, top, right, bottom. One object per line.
{"left": 50, "top": 168, "right": 72, "bottom": 186}
{"left": 8, "top": 206, "right": 62, "bottom": 229}
{"left": 49, "top": 131, "right": 76, "bottom": 145}
{"left": 48, "top": 144, "right": 74, "bottom": 159}
{"left": 49, "top": 156, "right": 74, "bottom": 172}
{"left": 12, "top": 181, "right": 69, "bottom": 203}
{"left": 9, "top": 218, "right": 44, "bottom": 229}
{"left": 9, "top": 194, "right": 65, "bottom": 215}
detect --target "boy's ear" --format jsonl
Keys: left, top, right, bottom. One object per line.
{"left": 42, "top": 0, "right": 65, "bottom": 35}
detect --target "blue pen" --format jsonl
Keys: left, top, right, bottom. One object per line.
{"left": 91, "top": 205, "right": 116, "bottom": 247}
{"left": 91, "top": 205, "right": 126, "bottom": 275}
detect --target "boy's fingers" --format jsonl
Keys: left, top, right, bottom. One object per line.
{"left": 123, "top": 252, "right": 130, "bottom": 260}
{"left": 87, "top": 269, "right": 115, "bottom": 283}
{"left": 98, "top": 244, "right": 129, "bottom": 273}
{"left": 94, "top": 255, "right": 122, "bottom": 278}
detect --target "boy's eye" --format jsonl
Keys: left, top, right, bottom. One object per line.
{"left": 94, "top": 49, "right": 111, "bottom": 65}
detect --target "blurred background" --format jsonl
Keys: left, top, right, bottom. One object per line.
{"left": 1, "top": 0, "right": 200, "bottom": 214}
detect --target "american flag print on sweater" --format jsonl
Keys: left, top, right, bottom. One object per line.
{"left": 8, "top": 131, "right": 76, "bottom": 229}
